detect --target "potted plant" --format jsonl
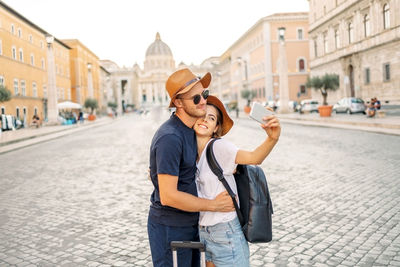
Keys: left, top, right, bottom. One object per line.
{"left": 306, "top": 73, "right": 339, "bottom": 117}
{"left": 241, "top": 89, "right": 255, "bottom": 114}
{"left": 107, "top": 102, "right": 117, "bottom": 117}
{"left": 84, "top": 98, "right": 98, "bottom": 121}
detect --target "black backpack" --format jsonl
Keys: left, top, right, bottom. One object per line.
{"left": 206, "top": 138, "right": 273, "bottom": 243}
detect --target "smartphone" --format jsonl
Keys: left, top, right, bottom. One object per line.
{"left": 249, "top": 102, "right": 275, "bottom": 124}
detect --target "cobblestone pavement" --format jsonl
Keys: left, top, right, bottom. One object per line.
{"left": 0, "top": 111, "right": 399, "bottom": 266}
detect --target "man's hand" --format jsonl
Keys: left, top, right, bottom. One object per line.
{"left": 212, "top": 191, "right": 235, "bottom": 212}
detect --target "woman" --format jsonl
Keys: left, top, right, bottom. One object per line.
{"left": 194, "top": 95, "right": 280, "bottom": 267}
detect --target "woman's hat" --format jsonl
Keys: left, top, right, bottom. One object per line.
{"left": 206, "top": 95, "right": 234, "bottom": 136}
{"left": 166, "top": 68, "right": 211, "bottom": 108}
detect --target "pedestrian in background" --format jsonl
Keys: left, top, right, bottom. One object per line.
{"left": 147, "top": 68, "right": 234, "bottom": 267}
{"left": 193, "top": 95, "right": 280, "bottom": 267}
{"left": 367, "top": 98, "right": 376, "bottom": 117}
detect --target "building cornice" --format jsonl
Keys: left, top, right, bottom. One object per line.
{"left": 309, "top": 0, "right": 361, "bottom": 33}
{"left": 0, "top": 1, "right": 71, "bottom": 50}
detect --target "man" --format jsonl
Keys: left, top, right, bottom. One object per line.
{"left": 148, "top": 68, "right": 234, "bottom": 267}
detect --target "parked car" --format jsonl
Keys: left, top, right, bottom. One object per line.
{"left": 299, "top": 99, "right": 319, "bottom": 113}
{"left": 275, "top": 100, "right": 297, "bottom": 112}
{"left": 333, "top": 97, "right": 366, "bottom": 114}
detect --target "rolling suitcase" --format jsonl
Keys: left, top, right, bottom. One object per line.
{"left": 171, "top": 241, "right": 206, "bottom": 267}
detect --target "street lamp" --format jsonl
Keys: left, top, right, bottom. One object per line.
{"left": 87, "top": 62, "right": 94, "bottom": 98}
{"left": 45, "top": 34, "right": 59, "bottom": 124}
{"left": 236, "top": 57, "right": 248, "bottom": 112}
{"left": 277, "top": 27, "right": 290, "bottom": 113}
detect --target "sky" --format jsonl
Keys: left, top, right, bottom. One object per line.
{"left": 4, "top": 0, "right": 309, "bottom": 68}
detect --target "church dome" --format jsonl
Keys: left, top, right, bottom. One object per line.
{"left": 145, "top": 32, "right": 172, "bottom": 57}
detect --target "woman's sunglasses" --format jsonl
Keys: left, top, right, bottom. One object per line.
{"left": 178, "top": 89, "right": 209, "bottom": 105}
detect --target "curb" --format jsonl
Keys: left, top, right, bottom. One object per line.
{"left": 279, "top": 117, "right": 400, "bottom": 136}
{"left": 0, "top": 118, "right": 114, "bottom": 155}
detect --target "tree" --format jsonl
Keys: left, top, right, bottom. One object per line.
{"left": 107, "top": 101, "right": 117, "bottom": 109}
{"left": 0, "top": 85, "right": 12, "bottom": 103}
{"left": 84, "top": 98, "right": 98, "bottom": 114}
{"left": 241, "top": 89, "right": 256, "bottom": 106}
{"left": 306, "top": 74, "right": 339, "bottom": 105}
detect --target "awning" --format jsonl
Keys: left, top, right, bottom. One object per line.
{"left": 57, "top": 101, "right": 82, "bottom": 109}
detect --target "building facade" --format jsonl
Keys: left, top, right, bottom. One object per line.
{"left": 308, "top": 0, "right": 400, "bottom": 104}
{"left": 0, "top": 2, "right": 70, "bottom": 125}
{"left": 212, "top": 12, "right": 310, "bottom": 110}
{"left": 61, "top": 39, "right": 102, "bottom": 110}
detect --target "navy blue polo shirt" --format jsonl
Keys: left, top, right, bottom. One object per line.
{"left": 149, "top": 113, "right": 199, "bottom": 227}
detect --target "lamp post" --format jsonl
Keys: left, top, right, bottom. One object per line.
{"left": 277, "top": 27, "right": 290, "bottom": 113}
{"left": 45, "top": 34, "right": 59, "bottom": 124}
{"left": 236, "top": 57, "right": 248, "bottom": 112}
{"left": 216, "top": 71, "right": 222, "bottom": 99}
{"left": 87, "top": 63, "right": 94, "bottom": 99}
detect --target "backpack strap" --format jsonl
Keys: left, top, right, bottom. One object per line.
{"left": 206, "top": 138, "right": 245, "bottom": 227}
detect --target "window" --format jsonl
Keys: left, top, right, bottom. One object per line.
{"left": 383, "top": 4, "right": 390, "bottom": 29}
{"left": 60, "top": 88, "right": 64, "bottom": 99}
{"left": 29, "top": 35, "right": 33, "bottom": 43}
{"left": 16, "top": 107, "right": 20, "bottom": 118}
{"left": 0, "top": 76, "right": 4, "bottom": 85}
{"left": 348, "top": 22, "right": 354, "bottom": 44}
{"left": 363, "top": 15, "right": 370, "bottom": 37}
{"left": 23, "top": 107, "right": 27, "bottom": 119}
{"left": 300, "top": 85, "right": 306, "bottom": 94}
{"left": 43, "top": 85, "right": 47, "bottom": 98}
{"left": 1, "top": 107, "right": 5, "bottom": 115}
{"left": 11, "top": 24, "right": 15, "bottom": 34}
{"left": 34, "top": 107, "right": 38, "bottom": 116}
{"left": 13, "top": 79, "right": 19, "bottom": 95}
{"left": 335, "top": 29, "right": 340, "bottom": 49}
{"left": 323, "top": 33, "right": 328, "bottom": 53}
{"left": 41, "top": 58, "right": 45, "bottom": 69}
{"left": 383, "top": 63, "right": 390, "bottom": 81}
{"left": 12, "top": 46, "right": 17, "bottom": 59}
{"left": 18, "top": 28, "right": 22, "bottom": 38}
{"left": 40, "top": 41, "right": 43, "bottom": 49}
{"left": 297, "top": 28, "right": 303, "bottom": 40}
{"left": 30, "top": 54, "right": 34, "bottom": 66}
{"left": 32, "top": 82, "right": 37, "bottom": 97}
{"left": 21, "top": 80, "right": 26, "bottom": 96}
{"left": 19, "top": 48, "right": 23, "bottom": 62}
{"left": 67, "top": 88, "right": 71, "bottom": 100}
{"left": 298, "top": 59, "right": 305, "bottom": 72}
{"left": 365, "top": 68, "right": 370, "bottom": 84}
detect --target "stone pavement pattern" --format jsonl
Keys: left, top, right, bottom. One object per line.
{"left": 0, "top": 112, "right": 399, "bottom": 266}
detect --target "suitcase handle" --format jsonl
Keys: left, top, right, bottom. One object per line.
{"left": 170, "top": 241, "right": 205, "bottom": 252}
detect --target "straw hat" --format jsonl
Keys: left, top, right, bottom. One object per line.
{"left": 166, "top": 68, "right": 211, "bottom": 108}
{"left": 206, "top": 95, "right": 234, "bottom": 136}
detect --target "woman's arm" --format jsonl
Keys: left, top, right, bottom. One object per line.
{"left": 235, "top": 115, "right": 280, "bottom": 165}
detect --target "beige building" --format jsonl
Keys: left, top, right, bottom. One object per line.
{"left": 0, "top": 2, "right": 70, "bottom": 125}
{"left": 61, "top": 39, "right": 102, "bottom": 110}
{"left": 308, "top": 0, "right": 400, "bottom": 104}
{"left": 211, "top": 12, "right": 310, "bottom": 110}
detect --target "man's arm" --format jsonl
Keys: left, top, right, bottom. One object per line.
{"left": 158, "top": 174, "right": 234, "bottom": 212}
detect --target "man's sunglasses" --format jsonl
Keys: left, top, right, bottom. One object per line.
{"left": 178, "top": 89, "right": 209, "bottom": 105}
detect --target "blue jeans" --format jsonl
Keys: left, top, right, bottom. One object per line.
{"left": 199, "top": 217, "right": 249, "bottom": 267}
{"left": 148, "top": 216, "right": 200, "bottom": 267}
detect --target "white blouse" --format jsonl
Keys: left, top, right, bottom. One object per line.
{"left": 196, "top": 138, "right": 239, "bottom": 226}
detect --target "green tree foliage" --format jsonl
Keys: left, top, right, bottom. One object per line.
{"left": 306, "top": 74, "right": 339, "bottom": 105}
{"left": 84, "top": 98, "right": 99, "bottom": 114}
{"left": 0, "top": 85, "right": 12, "bottom": 103}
